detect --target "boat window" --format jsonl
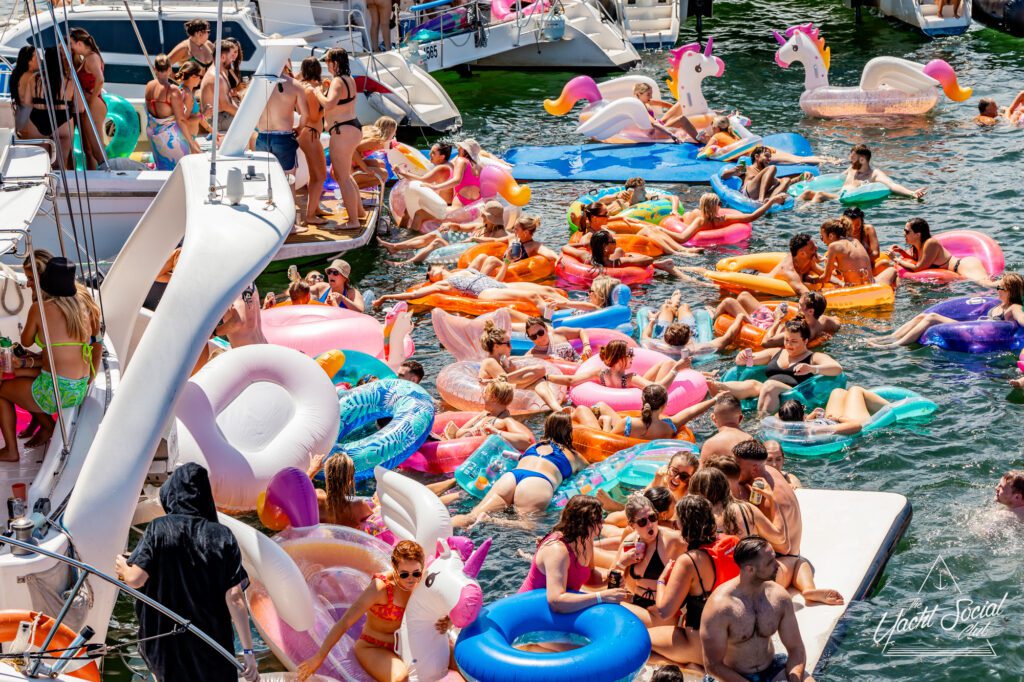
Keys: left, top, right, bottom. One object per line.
{"left": 25, "top": 19, "right": 257, "bottom": 60}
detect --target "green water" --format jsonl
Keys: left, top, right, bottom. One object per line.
{"left": 114, "top": 0, "right": 1024, "bottom": 679}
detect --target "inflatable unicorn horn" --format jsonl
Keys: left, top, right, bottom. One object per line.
{"left": 666, "top": 37, "right": 726, "bottom": 124}
{"left": 397, "top": 537, "right": 491, "bottom": 682}
{"left": 772, "top": 23, "right": 971, "bottom": 118}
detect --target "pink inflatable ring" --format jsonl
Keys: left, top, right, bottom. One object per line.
{"left": 262, "top": 305, "right": 385, "bottom": 358}
{"left": 898, "top": 230, "right": 1004, "bottom": 283}
{"left": 660, "top": 210, "right": 753, "bottom": 247}
{"left": 569, "top": 347, "right": 708, "bottom": 412}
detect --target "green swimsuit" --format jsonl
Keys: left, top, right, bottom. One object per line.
{"left": 30, "top": 334, "right": 92, "bottom": 414}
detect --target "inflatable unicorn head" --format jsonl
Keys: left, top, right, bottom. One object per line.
{"left": 398, "top": 536, "right": 491, "bottom": 682}
{"left": 773, "top": 23, "right": 831, "bottom": 90}
{"left": 666, "top": 38, "right": 725, "bottom": 114}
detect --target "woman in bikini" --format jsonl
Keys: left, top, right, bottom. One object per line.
{"left": 69, "top": 28, "right": 106, "bottom": 169}
{"left": 168, "top": 19, "right": 215, "bottom": 72}
{"left": 573, "top": 384, "right": 714, "bottom": 442}
{"left": 315, "top": 48, "right": 363, "bottom": 230}
{"left": 524, "top": 315, "right": 591, "bottom": 364}
{"left": 549, "top": 339, "right": 689, "bottom": 393}
{"left": 354, "top": 116, "right": 397, "bottom": 186}
{"left": 31, "top": 48, "right": 77, "bottom": 170}
{"left": 709, "top": 319, "right": 843, "bottom": 416}
{"left": 870, "top": 272, "right": 1024, "bottom": 347}
{"left": 144, "top": 55, "right": 200, "bottom": 171}
{"left": 610, "top": 493, "right": 685, "bottom": 626}
{"left": 174, "top": 61, "right": 205, "bottom": 143}
{"left": 373, "top": 265, "right": 573, "bottom": 313}
{"left": 575, "top": 203, "right": 700, "bottom": 258}
{"left": 427, "top": 139, "right": 483, "bottom": 208}
{"left": 631, "top": 82, "right": 695, "bottom": 143}
{"left": 464, "top": 216, "right": 559, "bottom": 279}
{"left": 671, "top": 192, "right": 785, "bottom": 245}
{"left": 478, "top": 321, "right": 564, "bottom": 413}
{"left": 297, "top": 541, "right": 455, "bottom": 681}
{"left": 0, "top": 257, "right": 100, "bottom": 462}
{"left": 888, "top": 217, "right": 1000, "bottom": 288}
{"left": 452, "top": 412, "right": 590, "bottom": 526}
{"left": 296, "top": 56, "right": 329, "bottom": 226}
{"left": 442, "top": 379, "right": 534, "bottom": 450}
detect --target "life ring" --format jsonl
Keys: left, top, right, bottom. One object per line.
{"left": 720, "top": 365, "right": 847, "bottom": 412}
{"left": 103, "top": 92, "right": 141, "bottom": 158}
{"left": 328, "top": 378, "right": 435, "bottom": 481}
{"left": 0, "top": 611, "right": 101, "bottom": 681}
{"left": 454, "top": 590, "right": 650, "bottom": 682}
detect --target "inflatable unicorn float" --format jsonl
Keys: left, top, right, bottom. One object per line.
{"left": 386, "top": 142, "right": 531, "bottom": 233}
{"left": 772, "top": 23, "right": 972, "bottom": 117}
{"left": 250, "top": 466, "right": 490, "bottom": 682}
{"left": 544, "top": 37, "right": 741, "bottom": 144}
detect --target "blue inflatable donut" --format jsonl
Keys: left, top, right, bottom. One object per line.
{"left": 711, "top": 165, "right": 794, "bottom": 213}
{"left": 550, "top": 284, "right": 632, "bottom": 334}
{"left": 327, "top": 378, "right": 434, "bottom": 481}
{"left": 455, "top": 590, "right": 650, "bottom": 682}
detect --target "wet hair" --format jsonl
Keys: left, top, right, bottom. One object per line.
{"left": 153, "top": 54, "right": 171, "bottom": 73}
{"left": 733, "top": 439, "right": 768, "bottom": 462}
{"left": 516, "top": 215, "right": 540, "bottom": 232}
{"left": 750, "top": 145, "right": 770, "bottom": 161}
{"left": 842, "top": 206, "right": 865, "bottom": 223}
{"left": 541, "top": 410, "right": 576, "bottom": 453}
{"left": 1000, "top": 273, "right": 1024, "bottom": 306}
{"left": 641, "top": 384, "right": 668, "bottom": 427}
{"left": 800, "top": 291, "right": 827, "bottom": 318}
{"left": 589, "top": 275, "right": 620, "bottom": 308}
{"left": 663, "top": 323, "right": 691, "bottom": 348}
{"left": 324, "top": 452, "right": 356, "bottom": 522}
{"left": 734, "top": 535, "right": 771, "bottom": 567}
{"left": 589, "top": 230, "right": 617, "bottom": 268}
{"left": 978, "top": 98, "right": 996, "bottom": 114}
{"left": 300, "top": 56, "right": 322, "bottom": 82}
{"left": 399, "top": 359, "right": 424, "bottom": 382}
{"left": 176, "top": 60, "right": 203, "bottom": 83}
{"left": 479, "top": 320, "right": 509, "bottom": 353}
{"left": 821, "top": 219, "right": 847, "bottom": 239}
{"left": 550, "top": 495, "right": 604, "bottom": 552}
{"left": 599, "top": 339, "right": 632, "bottom": 368}
{"left": 1002, "top": 470, "right": 1024, "bottom": 497}
{"left": 69, "top": 28, "right": 102, "bottom": 60}
{"left": 633, "top": 82, "right": 653, "bottom": 97}
{"left": 10, "top": 46, "right": 36, "bottom": 106}
{"left": 905, "top": 217, "right": 931, "bottom": 244}
{"left": 701, "top": 454, "right": 740, "bottom": 479}
{"left": 644, "top": 486, "right": 674, "bottom": 514}
{"left": 785, "top": 319, "right": 811, "bottom": 340}
{"left": 185, "top": 18, "right": 211, "bottom": 36}
{"left": 676, "top": 495, "right": 717, "bottom": 548}
{"left": 579, "top": 202, "right": 607, "bottom": 234}
{"left": 699, "top": 193, "right": 721, "bottom": 222}
{"left": 788, "top": 233, "right": 814, "bottom": 257}
{"left": 714, "top": 393, "right": 742, "bottom": 418}
{"left": 287, "top": 279, "right": 311, "bottom": 302}
{"left": 392, "top": 539, "right": 425, "bottom": 567}
{"left": 624, "top": 492, "right": 656, "bottom": 524}
{"left": 851, "top": 144, "right": 872, "bottom": 161}
{"left": 432, "top": 142, "right": 453, "bottom": 160}
{"left": 778, "top": 399, "right": 806, "bottom": 422}
{"left": 325, "top": 47, "right": 351, "bottom": 76}
{"left": 483, "top": 379, "right": 515, "bottom": 406}
{"left": 651, "top": 666, "right": 685, "bottom": 682}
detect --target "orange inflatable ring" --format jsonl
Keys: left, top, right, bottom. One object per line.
{"left": 456, "top": 242, "right": 555, "bottom": 283}
{"left": 405, "top": 281, "right": 565, "bottom": 317}
{"left": 568, "top": 232, "right": 664, "bottom": 257}
{"left": 572, "top": 415, "right": 695, "bottom": 463}
{"left": 713, "top": 302, "right": 797, "bottom": 349}
{"left": 0, "top": 611, "right": 101, "bottom": 681}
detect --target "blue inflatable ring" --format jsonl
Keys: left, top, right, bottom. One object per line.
{"left": 551, "top": 284, "right": 632, "bottom": 335}
{"left": 455, "top": 589, "right": 650, "bottom": 682}
{"left": 327, "top": 378, "right": 435, "bottom": 481}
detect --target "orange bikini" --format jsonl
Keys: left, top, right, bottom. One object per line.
{"left": 360, "top": 573, "right": 405, "bottom": 649}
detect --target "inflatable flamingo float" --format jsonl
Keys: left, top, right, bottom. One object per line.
{"left": 543, "top": 38, "right": 729, "bottom": 143}
{"left": 772, "top": 23, "right": 972, "bottom": 117}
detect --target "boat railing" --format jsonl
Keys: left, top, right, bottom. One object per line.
{"left": 0, "top": 532, "right": 244, "bottom": 677}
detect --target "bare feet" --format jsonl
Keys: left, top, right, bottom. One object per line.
{"left": 0, "top": 447, "right": 19, "bottom": 463}
{"left": 1010, "top": 377, "right": 1024, "bottom": 389}
{"left": 378, "top": 240, "right": 399, "bottom": 254}
{"left": 653, "top": 258, "right": 676, "bottom": 273}
{"left": 803, "top": 588, "right": 844, "bottom": 605}
{"left": 304, "top": 216, "right": 328, "bottom": 226}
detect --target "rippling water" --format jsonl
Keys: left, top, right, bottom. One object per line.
{"left": 17, "top": 0, "right": 1023, "bottom": 678}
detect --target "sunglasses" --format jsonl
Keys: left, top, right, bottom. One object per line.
{"left": 498, "top": 338, "right": 511, "bottom": 346}
{"left": 326, "top": 269, "right": 341, "bottom": 276}
{"left": 995, "top": 285, "right": 1006, "bottom": 291}
{"left": 633, "top": 513, "right": 659, "bottom": 528}
{"left": 309, "top": 274, "right": 323, "bottom": 281}
{"left": 527, "top": 328, "right": 546, "bottom": 340}
{"left": 398, "top": 570, "right": 422, "bottom": 580}
{"left": 668, "top": 467, "right": 691, "bottom": 483}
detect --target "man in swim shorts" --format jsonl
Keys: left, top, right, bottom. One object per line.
{"left": 254, "top": 66, "right": 309, "bottom": 177}
{"left": 799, "top": 144, "right": 927, "bottom": 202}
{"left": 701, "top": 536, "right": 814, "bottom": 682}
{"left": 995, "top": 470, "right": 1024, "bottom": 520}
{"left": 767, "top": 233, "right": 824, "bottom": 296}
{"left": 724, "top": 145, "right": 807, "bottom": 202}
{"left": 819, "top": 219, "right": 897, "bottom": 287}
{"left": 733, "top": 440, "right": 843, "bottom": 605}
{"left": 701, "top": 394, "right": 753, "bottom": 459}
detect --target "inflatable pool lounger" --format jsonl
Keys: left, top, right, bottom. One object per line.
{"left": 502, "top": 133, "right": 818, "bottom": 183}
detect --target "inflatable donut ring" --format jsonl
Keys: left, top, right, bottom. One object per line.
{"left": 458, "top": 241, "right": 556, "bottom": 283}
{"left": 569, "top": 347, "right": 708, "bottom": 413}
{"left": 262, "top": 305, "right": 386, "bottom": 359}
{"left": 572, "top": 417, "right": 695, "bottom": 463}
{"left": 436, "top": 360, "right": 565, "bottom": 416}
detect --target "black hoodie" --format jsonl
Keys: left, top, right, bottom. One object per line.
{"left": 129, "top": 463, "right": 247, "bottom": 681}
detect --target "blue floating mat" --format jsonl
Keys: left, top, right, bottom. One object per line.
{"left": 502, "top": 133, "right": 818, "bottom": 183}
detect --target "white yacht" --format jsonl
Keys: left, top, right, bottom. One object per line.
{"left": 847, "top": 0, "right": 972, "bottom": 37}
{"left": 612, "top": 0, "right": 682, "bottom": 48}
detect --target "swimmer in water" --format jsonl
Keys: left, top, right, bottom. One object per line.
{"left": 799, "top": 144, "right": 927, "bottom": 203}
{"left": 995, "top": 470, "right": 1024, "bottom": 521}
{"left": 887, "top": 217, "right": 1003, "bottom": 289}
{"left": 819, "top": 219, "right": 897, "bottom": 288}
{"left": 973, "top": 98, "right": 1001, "bottom": 126}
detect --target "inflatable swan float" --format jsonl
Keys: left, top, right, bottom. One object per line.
{"left": 544, "top": 38, "right": 728, "bottom": 143}
{"left": 773, "top": 23, "right": 972, "bottom": 117}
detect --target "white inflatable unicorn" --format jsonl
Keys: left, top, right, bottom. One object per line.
{"left": 772, "top": 23, "right": 972, "bottom": 117}
{"left": 543, "top": 37, "right": 728, "bottom": 142}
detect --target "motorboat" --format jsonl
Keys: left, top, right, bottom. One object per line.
{"left": 846, "top": 0, "right": 972, "bottom": 37}
{"left": 611, "top": 0, "right": 683, "bottom": 48}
